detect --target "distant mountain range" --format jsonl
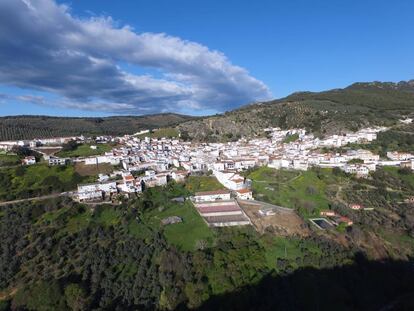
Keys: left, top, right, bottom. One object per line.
{"left": 1, "top": 80, "right": 414, "bottom": 141}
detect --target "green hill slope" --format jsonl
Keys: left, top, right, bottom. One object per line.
{"left": 178, "top": 80, "right": 414, "bottom": 141}
{"left": 0, "top": 114, "right": 195, "bottom": 140}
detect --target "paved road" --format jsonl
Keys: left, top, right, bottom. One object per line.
{"left": 0, "top": 192, "right": 69, "bottom": 207}
{"left": 237, "top": 199, "right": 294, "bottom": 214}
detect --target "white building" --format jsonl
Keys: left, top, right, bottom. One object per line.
{"left": 49, "top": 157, "right": 69, "bottom": 166}
{"left": 22, "top": 156, "right": 36, "bottom": 166}
{"left": 77, "top": 181, "right": 117, "bottom": 202}
{"left": 194, "top": 190, "right": 231, "bottom": 202}
{"left": 235, "top": 188, "right": 253, "bottom": 200}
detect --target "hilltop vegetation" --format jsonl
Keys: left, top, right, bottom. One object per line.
{"left": 0, "top": 184, "right": 359, "bottom": 310}
{"left": 178, "top": 80, "right": 414, "bottom": 141}
{"left": 0, "top": 114, "right": 194, "bottom": 141}
{"left": 247, "top": 166, "right": 414, "bottom": 259}
{"left": 0, "top": 164, "right": 93, "bottom": 201}
{"left": 56, "top": 143, "right": 113, "bottom": 158}
{"left": 1, "top": 177, "right": 414, "bottom": 310}
{"left": 1, "top": 80, "right": 413, "bottom": 143}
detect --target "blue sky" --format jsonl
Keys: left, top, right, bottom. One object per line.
{"left": 0, "top": 0, "right": 413, "bottom": 117}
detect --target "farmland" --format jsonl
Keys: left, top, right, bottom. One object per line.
{"left": 57, "top": 143, "right": 112, "bottom": 158}
{"left": 135, "top": 127, "right": 179, "bottom": 139}
{"left": 247, "top": 167, "right": 341, "bottom": 217}
{"left": 185, "top": 175, "right": 225, "bottom": 193}
{"left": 0, "top": 164, "right": 93, "bottom": 201}
{"left": 0, "top": 152, "right": 20, "bottom": 167}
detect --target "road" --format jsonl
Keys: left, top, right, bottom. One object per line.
{"left": 0, "top": 192, "right": 70, "bottom": 207}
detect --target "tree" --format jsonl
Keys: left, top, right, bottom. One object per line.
{"left": 64, "top": 283, "right": 88, "bottom": 311}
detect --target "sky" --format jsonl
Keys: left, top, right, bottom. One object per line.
{"left": 0, "top": 0, "right": 413, "bottom": 117}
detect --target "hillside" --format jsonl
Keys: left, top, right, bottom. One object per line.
{"left": 178, "top": 80, "right": 414, "bottom": 141}
{"left": 2, "top": 80, "right": 414, "bottom": 142}
{"left": 0, "top": 114, "right": 195, "bottom": 140}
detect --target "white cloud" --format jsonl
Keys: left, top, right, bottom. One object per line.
{"left": 0, "top": 0, "right": 271, "bottom": 114}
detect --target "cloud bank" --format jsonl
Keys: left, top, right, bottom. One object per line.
{"left": 0, "top": 0, "right": 271, "bottom": 114}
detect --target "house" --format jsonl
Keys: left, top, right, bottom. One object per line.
{"left": 320, "top": 210, "right": 336, "bottom": 216}
{"left": 213, "top": 170, "right": 248, "bottom": 190}
{"left": 349, "top": 204, "right": 363, "bottom": 210}
{"left": 338, "top": 216, "right": 353, "bottom": 226}
{"left": 76, "top": 181, "right": 118, "bottom": 202}
{"left": 194, "top": 190, "right": 231, "bottom": 202}
{"left": 171, "top": 170, "right": 188, "bottom": 182}
{"left": 49, "top": 156, "right": 69, "bottom": 166}
{"left": 343, "top": 164, "right": 370, "bottom": 178}
{"left": 77, "top": 186, "right": 102, "bottom": 202}
{"left": 387, "top": 151, "right": 414, "bottom": 161}
{"left": 22, "top": 156, "right": 36, "bottom": 166}
{"left": 235, "top": 188, "right": 253, "bottom": 200}
{"left": 155, "top": 173, "right": 168, "bottom": 186}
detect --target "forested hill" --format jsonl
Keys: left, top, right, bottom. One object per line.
{"left": 2, "top": 80, "right": 414, "bottom": 142}
{"left": 178, "top": 80, "right": 414, "bottom": 142}
{"left": 0, "top": 114, "right": 195, "bottom": 140}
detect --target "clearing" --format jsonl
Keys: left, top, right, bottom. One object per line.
{"left": 238, "top": 200, "right": 309, "bottom": 236}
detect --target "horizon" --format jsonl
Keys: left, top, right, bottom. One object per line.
{"left": 0, "top": 78, "right": 413, "bottom": 119}
{"left": 1, "top": 0, "right": 413, "bottom": 117}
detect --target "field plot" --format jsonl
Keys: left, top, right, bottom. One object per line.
{"left": 247, "top": 167, "right": 347, "bottom": 217}
{"left": 57, "top": 143, "right": 112, "bottom": 158}
{"left": 185, "top": 175, "right": 225, "bottom": 193}
{"left": 74, "top": 162, "right": 114, "bottom": 176}
{"left": 0, "top": 164, "right": 93, "bottom": 201}
{"left": 239, "top": 200, "right": 309, "bottom": 236}
{"left": 135, "top": 127, "right": 179, "bottom": 138}
{"left": 132, "top": 200, "right": 215, "bottom": 251}
{"left": 0, "top": 153, "right": 20, "bottom": 167}
{"left": 34, "top": 147, "right": 62, "bottom": 156}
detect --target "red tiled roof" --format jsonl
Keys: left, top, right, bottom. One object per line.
{"left": 124, "top": 175, "right": 135, "bottom": 181}
{"left": 236, "top": 188, "right": 251, "bottom": 194}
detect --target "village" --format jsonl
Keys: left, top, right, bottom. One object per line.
{"left": 1, "top": 122, "right": 413, "bottom": 230}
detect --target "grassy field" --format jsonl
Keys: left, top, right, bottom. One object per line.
{"left": 139, "top": 201, "right": 215, "bottom": 251}
{"left": 259, "top": 236, "right": 323, "bottom": 270}
{"left": 0, "top": 153, "right": 20, "bottom": 167}
{"left": 283, "top": 133, "right": 299, "bottom": 143}
{"left": 185, "top": 176, "right": 225, "bottom": 193}
{"left": 382, "top": 166, "right": 414, "bottom": 188}
{"left": 74, "top": 162, "right": 114, "bottom": 176}
{"left": 247, "top": 167, "right": 345, "bottom": 217}
{"left": 57, "top": 143, "right": 112, "bottom": 158}
{"left": 39, "top": 204, "right": 123, "bottom": 236}
{"left": 136, "top": 127, "right": 179, "bottom": 139}
{"left": 0, "top": 164, "right": 93, "bottom": 201}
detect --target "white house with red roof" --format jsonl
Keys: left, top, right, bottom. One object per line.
{"left": 235, "top": 188, "right": 253, "bottom": 200}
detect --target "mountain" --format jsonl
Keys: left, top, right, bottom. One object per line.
{"left": 0, "top": 114, "right": 195, "bottom": 140}
{"left": 178, "top": 80, "right": 414, "bottom": 141}
{"left": 2, "top": 80, "right": 414, "bottom": 142}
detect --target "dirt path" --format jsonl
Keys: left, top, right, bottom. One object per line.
{"left": 0, "top": 287, "right": 17, "bottom": 301}
{"left": 0, "top": 192, "right": 68, "bottom": 207}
